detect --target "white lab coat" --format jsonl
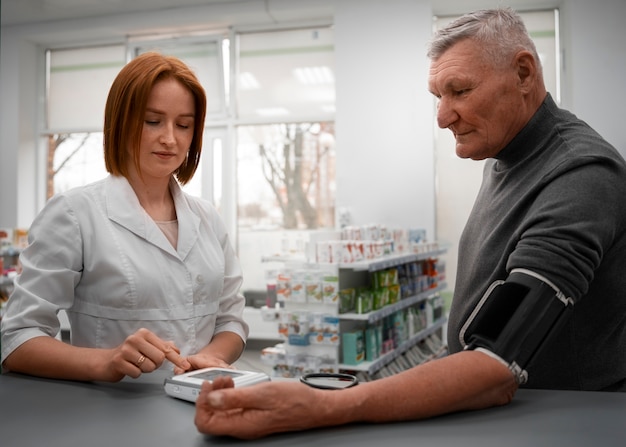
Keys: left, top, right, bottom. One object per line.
{"left": 0, "top": 175, "right": 248, "bottom": 368}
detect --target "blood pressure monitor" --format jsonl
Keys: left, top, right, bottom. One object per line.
{"left": 164, "top": 367, "right": 270, "bottom": 402}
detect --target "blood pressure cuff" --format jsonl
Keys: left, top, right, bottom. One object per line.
{"left": 459, "top": 268, "right": 574, "bottom": 385}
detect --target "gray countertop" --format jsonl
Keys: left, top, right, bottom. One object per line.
{"left": 1, "top": 371, "right": 624, "bottom": 447}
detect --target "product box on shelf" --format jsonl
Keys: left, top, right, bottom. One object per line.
{"left": 342, "top": 330, "right": 365, "bottom": 365}
{"left": 365, "top": 325, "right": 381, "bottom": 361}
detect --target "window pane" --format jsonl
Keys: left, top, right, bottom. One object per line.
{"left": 237, "top": 122, "right": 335, "bottom": 291}
{"left": 132, "top": 39, "right": 227, "bottom": 118}
{"left": 182, "top": 131, "right": 225, "bottom": 209}
{"left": 48, "top": 45, "right": 126, "bottom": 130}
{"left": 237, "top": 27, "right": 335, "bottom": 120}
{"left": 49, "top": 132, "right": 107, "bottom": 198}
{"left": 524, "top": 10, "right": 560, "bottom": 100}
{"left": 237, "top": 122, "right": 335, "bottom": 231}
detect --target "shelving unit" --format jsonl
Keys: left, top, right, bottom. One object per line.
{"left": 339, "top": 247, "right": 447, "bottom": 272}
{"left": 260, "top": 245, "right": 448, "bottom": 380}
{"left": 339, "top": 316, "right": 446, "bottom": 375}
{"left": 339, "top": 282, "right": 447, "bottom": 323}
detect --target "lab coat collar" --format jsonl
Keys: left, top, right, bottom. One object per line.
{"left": 169, "top": 177, "right": 201, "bottom": 261}
{"left": 104, "top": 175, "right": 200, "bottom": 260}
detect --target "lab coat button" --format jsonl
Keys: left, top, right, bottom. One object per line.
{"left": 196, "top": 274, "right": 204, "bottom": 284}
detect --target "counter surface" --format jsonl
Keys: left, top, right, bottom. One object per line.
{"left": 1, "top": 371, "right": 624, "bottom": 447}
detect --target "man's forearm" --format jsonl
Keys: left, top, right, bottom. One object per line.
{"left": 324, "top": 350, "right": 518, "bottom": 425}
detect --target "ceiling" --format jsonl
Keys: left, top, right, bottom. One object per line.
{"left": 1, "top": 0, "right": 245, "bottom": 26}
{"left": 2, "top": 0, "right": 558, "bottom": 27}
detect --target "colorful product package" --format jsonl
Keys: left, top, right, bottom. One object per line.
{"left": 290, "top": 270, "right": 307, "bottom": 303}
{"left": 305, "top": 271, "right": 323, "bottom": 303}
{"left": 372, "top": 287, "right": 388, "bottom": 310}
{"left": 356, "top": 287, "right": 373, "bottom": 314}
{"left": 365, "top": 326, "right": 379, "bottom": 361}
{"left": 342, "top": 330, "right": 365, "bottom": 365}
{"left": 276, "top": 271, "right": 291, "bottom": 302}
{"left": 309, "top": 312, "right": 326, "bottom": 344}
{"left": 339, "top": 288, "right": 355, "bottom": 314}
{"left": 287, "top": 311, "right": 310, "bottom": 346}
{"left": 322, "top": 274, "right": 339, "bottom": 304}
{"left": 323, "top": 315, "right": 340, "bottom": 345}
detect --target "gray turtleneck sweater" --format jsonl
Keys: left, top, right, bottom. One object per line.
{"left": 448, "top": 94, "right": 626, "bottom": 391}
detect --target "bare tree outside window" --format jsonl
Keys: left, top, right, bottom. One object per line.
{"left": 238, "top": 122, "right": 335, "bottom": 231}
{"left": 47, "top": 132, "right": 107, "bottom": 199}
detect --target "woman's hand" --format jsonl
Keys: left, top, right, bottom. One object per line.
{"left": 104, "top": 328, "right": 191, "bottom": 381}
{"left": 174, "top": 331, "right": 245, "bottom": 375}
{"left": 174, "top": 353, "right": 231, "bottom": 375}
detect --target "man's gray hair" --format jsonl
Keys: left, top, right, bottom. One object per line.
{"left": 427, "top": 7, "right": 542, "bottom": 72}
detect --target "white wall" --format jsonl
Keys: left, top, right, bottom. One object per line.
{"left": 0, "top": 31, "right": 20, "bottom": 228}
{"left": 559, "top": 0, "right": 626, "bottom": 153}
{"left": 334, "top": 0, "right": 436, "bottom": 238}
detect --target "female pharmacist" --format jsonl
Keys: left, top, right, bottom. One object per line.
{"left": 0, "top": 52, "right": 248, "bottom": 382}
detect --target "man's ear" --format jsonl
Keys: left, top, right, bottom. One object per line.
{"left": 515, "top": 50, "right": 538, "bottom": 93}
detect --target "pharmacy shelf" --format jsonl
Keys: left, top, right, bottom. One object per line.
{"left": 261, "top": 244, "right": 448, "bottom": 378}
{"left": 261, "top": 247, "right": 448, "bottom": 273}
{"left": 342, "top": 248, "right": 447, "bottom": 272}
{"left": 339, "top": 316, "right": 447, "bottom": 375}
{"left": 338, "top": 282, "right": 447, "bottom": 324}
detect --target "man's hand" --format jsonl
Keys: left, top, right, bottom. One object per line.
{"left": 194, "top": 376, "right": 324, "bottom": 439}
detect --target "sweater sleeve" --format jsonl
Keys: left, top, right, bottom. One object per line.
{"left": 507, "top": 156, "right": 625, "bottom": 302}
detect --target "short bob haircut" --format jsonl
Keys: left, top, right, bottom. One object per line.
{"left": 103, "top": 52, "right": 207, "bottom": 185}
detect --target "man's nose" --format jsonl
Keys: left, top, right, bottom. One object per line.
{"left": 436, "top": 98, "right": 457, "bottom": 129}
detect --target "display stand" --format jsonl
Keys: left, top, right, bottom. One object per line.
{"left": 260, "top": 243, "right": 448, "bottom": 381}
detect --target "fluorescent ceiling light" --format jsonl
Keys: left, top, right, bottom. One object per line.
{"left": 239, "top": 72, "right": 260, "bottom": 90}
{"left": 293, "top": 66, "right": 334, "bottom": 85}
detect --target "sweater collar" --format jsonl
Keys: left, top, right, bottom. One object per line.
{"left": 493, "top": 93, "right": 557, "bottom": 169}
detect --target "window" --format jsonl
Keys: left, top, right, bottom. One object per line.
{"left": 236, "top": 27, "right": 335, "bottom": 121}
{"left": 130, "top": 37, "right": 227, "bottom": 119}
{"left": 45, "top": 45, "right": 125, "bottom": 198}
{"left": 46, "top": 38, "right": 228, "bottom": 201}
{"left": 49, "top": 132, "right": 106, "bottom": 197}
{"left": 237, "top": 122, "right": 335, "bottom": 230}
{"left": 43, "top": 25, "right": 336, "bottom": 293}
{"left": 235, "top": 26, "right": 336, "bottom": 290}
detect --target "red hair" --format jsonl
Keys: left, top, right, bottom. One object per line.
{"left": 103, "top": 52, "right": 207, "bottom": 184}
